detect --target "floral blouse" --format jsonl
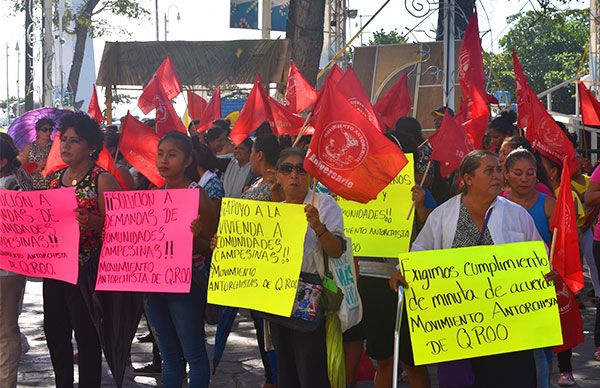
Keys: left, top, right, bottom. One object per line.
{"left": 49, "top": 165, "right": 105, "bottom": 264}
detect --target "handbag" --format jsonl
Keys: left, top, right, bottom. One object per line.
{"left": 328, "top": 237, "right": 362, "bottom": 331}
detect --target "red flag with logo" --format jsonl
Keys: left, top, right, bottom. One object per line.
{"left": 513, "top": 50, "right": 533, "bottom": 129}
{"left": 374, "top": 73, "right": 412, "bottom": 129}
{"left": 549, "top": 156, "right": 584, "bottom": 294}
{"left": 138, "top": 55, "right": 182, "bottom": 113}
{"left": 578, "top": 81, "right": 600, "bottom": 126}
{"left": 196, "top": 88, "right": 222, "bottom": 133}
{"left": 524, "top": 88, "right": 578, "bottom": 172}
{"left": 119, "top": 113, "right": 166, "bottom": 187}
{"left": 304, "top": 82, "right": 408, "bottom": 203}
{"left": 456, "top": 84, "right": 490, "bottom": 149}
{"left": 230, "top": 78, "right": 271, "bottom": 145}
{"left": 87, "top": 85, "right": 104, "bottom": 125}
{"left": 154, "top": 82, "right": 186, "bottom": 137}
{"left": 553, "top": 275, "right": 584, "bottom": 353}
{"left": 284, "top": 60, "right": 318, "bottom": 114}
{"left": 187, "top": 91, "right": 208, "bottom": 121}
{"left": 338, "top": 66, "right": 384, "bottom": 132}
{"left": 429, "top": 111, "right": 474, "bottom": 177}
{"left": 42, "top": 136, "right": 127, "bottom": 189}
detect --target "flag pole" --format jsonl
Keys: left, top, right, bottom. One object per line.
{"left": 310, "top": 177, "right": 318, "bottom": 206}
{"left": 406, "top": 160, "right": 431, "bottom": 220}
{"left": 292, "top": 113, "right": 313, "bottom": 147}
{"left": 549, "top": 227, "right": 558, "bottom": 265}
{"left": 392, "top": 286, "right": 405, "bottom": 388}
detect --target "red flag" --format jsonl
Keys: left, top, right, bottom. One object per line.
{"left": 326, "top": 64, "right": 345, "bottom": 85}
{"left": 119, "top": 113, "right": 166, "bottom": 188}
{"left": 87, "top": 85, "right": 104, "bottom": 125}
{"left": 524, "top": 87, "right": 578, "bottom": 172}
{"left": 196, "top": 88, "right": 222, "bottom": 133}
{"left": 338, "top": 67, "right": 384, "bottom": 132}
{"left": 284, "top": 60, "right": 318, "bottom": 114}
{"left": 513, "top": 50, "right": 532, "bottom": 129}
{"left": 154, "top": 82, "right": 186, "bottom": 137}
{"left": 304, "top": 81, "right": 408, "bottom": 203}
{"left": 458, "top": 12, "right": 497, "bottom": 104}
{"left": 553, "top": 276, "right": 584, "bottom": 353}
{"left": 457, "top": 84, "right": 490, "bottom": 148}
{"left": 374, "top": 74, "right": 412, "bottom": 129}
{"left": 42, "top": 136, "right": 126, "bottom": 189}
{"left": 230, "top": 78, "right": 270, "bottom": 145}
{"left": 187, "top": 91, "right": 208, "bottom": 121}
{"left": 429, "top": 111, "right": 474, "bottom": 177}
{"left": 549, "top": 156, "right": 584, "bottom": 294}
{"left": 268, "top": 96, "right": 308, "bottom": 137}
{"left": 138, "top": 55, "right": 182, "bottom": 114}
{"left": 578, "top": 81, "right": 600, "bottom": 126}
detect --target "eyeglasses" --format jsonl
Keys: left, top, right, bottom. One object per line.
{"left": 37, "top": 126, "right": 52, "bottom": 132}
{"left": 278, "top": 163, "right": 307, "bottom": 175}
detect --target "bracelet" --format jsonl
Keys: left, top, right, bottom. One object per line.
{"left": 317, "top": 224, "right": 328, "bottom": 238}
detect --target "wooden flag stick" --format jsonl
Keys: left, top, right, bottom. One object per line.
{"left": 292, "top": 113, "right": 313, "bottom": 147}
{"left": 310, "top": 177, "right": 318, "bottom": 206}
{"left": 417, "top": 138, "right": 429, "bottom": 149}
{"left": 406, "top": 160, "right": 431, "bottom": 220}
{"left": 549, "top": 227, "right": 558, "bottom": 265}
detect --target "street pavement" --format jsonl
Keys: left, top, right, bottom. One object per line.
{"left": 17, "top": 278, "right": 600, "bottom": 387}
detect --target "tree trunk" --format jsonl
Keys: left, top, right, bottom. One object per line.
{"left": 436, "top": 0, "right": 475, "bottom": 40}
{"left": 67, "top": 0, "right": 99, "bottom": 104}
{"left": 286, "top": 0, "right": 326, "bottom": 86}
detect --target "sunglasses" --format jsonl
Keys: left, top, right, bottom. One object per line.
{"left": 278, "top": 163, "right": 307, "bottom": 175}
{"left": 37, "top": 126, "right": 52, "bottom": 132}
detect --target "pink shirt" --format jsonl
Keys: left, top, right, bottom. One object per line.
{"left": 501, "top": 182, "right": 554, "bottom": 198}
{"left": 591, "top": 167, "right": 600, "bottom": 240}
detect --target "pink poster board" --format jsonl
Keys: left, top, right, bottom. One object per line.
{"left": 0, "top": 187, "right": 80, "bottom": 284}
{"left": 96, "top": 189, "right": 200, "bottom": 293}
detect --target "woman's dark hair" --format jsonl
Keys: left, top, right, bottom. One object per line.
{"left": 59, "top": 111, "right": 104, "bottom": 161}
{"left": 488, "top": 110, "right": 517, "bottom": 136}
{"left": 255, "top": 121, "right": 274, "bottom": 136}
{"left": 386, "top": 129, "right": 419, "bottom": 155}
{"left": 103, "top": 127, "right": 120, "bottom": 150}
{"left": 276, "top": 147, "right": 307, "bottom": 167}
{"left": 278, "top": 135, "right": 293, "bottom": 149}
{"left": 394, "top": 117, "right": 424, "bottom": 144}
{"left": 188, "top": 120, "right": 201, "bottom": 131}
{"left": 555, "top": 120, "right": 578, "bottom": 148}
{"left": 504, "top": 148, "right": 537, "bottom": 172}
{"left": 35, "top": 117, "right": 54, "bottom": 131}
{"left": 212, "top": 119, "right": 231, "bottom": 131}
{"left": 159, "top": 131, "right": 200, "bottom": 181}
{"left": 193, "top": 142, "right": 219, "bottom": 172}
{"left": 205, "top": 126, "right": 229, "bottom": 143}
{"left": 501, "top": 136, "right": 552, "bottom": 189}
{"left": 0, "top": 137, "right": 21, "bottom": 174}
{"left": 254, "top": 134, "right": 281, "bottom": 166}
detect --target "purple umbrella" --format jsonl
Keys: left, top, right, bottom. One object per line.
{"left": 7, "top": 107, "right": 72, "bottom": 149}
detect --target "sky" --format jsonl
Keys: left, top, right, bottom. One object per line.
{"left": 0, "top": 0, "right": 587, "bottom": 114}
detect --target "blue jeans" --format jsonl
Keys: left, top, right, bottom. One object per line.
{"left": 144, "top": 283, "right": 209, "bottom": 388}
{"left": 533, "top": 348, "right": 551, "bottom": 388}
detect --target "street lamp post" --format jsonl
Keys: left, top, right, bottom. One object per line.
{"left": 164, "top": 5, "right": 181, "bottom": 41}
{"left": 5, "top": 44, "right": 9, "bottom": 126}
{"left": 155, "top": 0, "right": 159, "bottom": 41}
{"left": 15, "top": 42, "right": 20, "bottom": 117}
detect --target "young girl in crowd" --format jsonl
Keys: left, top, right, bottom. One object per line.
{"left": 0, "top": 137, "right": 27, "bottom": 388}
{"left": 487, "top": 110, "right": 517, "bottom": 153}
{"left": 144, "top": 131, "right": 217, "bottom": 388}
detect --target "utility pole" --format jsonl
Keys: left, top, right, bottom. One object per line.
{"left": 15, "top": 42, "right": 20, "bottom": 116}
{"left": 6, "top": 44, "right": 10, "bottom": 126}
{"left": 42, "top": 0, "right": 54, "bottom": 107}
{"left": 591, "top": 0, "right": 600, "bottom": 93}
{"left": 442, "top": 0, "right": 456, "bottom": 110}
{"left": 155, "top": 0, "right": 160, "bottom": 41}
{"left": 261, "top": 0, "right": 271, "bottom": 39}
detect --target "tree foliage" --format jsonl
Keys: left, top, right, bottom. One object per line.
{"left": 486, "top": 8, "right": 588, "bottom": 114}
{"left": 367, "top": 28, "right": 407, "bottom": 46}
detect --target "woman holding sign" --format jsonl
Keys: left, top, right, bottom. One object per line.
{"left": 269, "top": 147, "right": 346, "bottom": 388}
{"left": 391, "top": 150, "right": 543, "bottom": 388}
{"left": 145, "top": 131, "right": 217, "bottom": 388}
{"left": 0, "top": 137, "right": 27, "bottom": 388}
{"left": 44, "top": 112, "right": 122, "bottom": 388}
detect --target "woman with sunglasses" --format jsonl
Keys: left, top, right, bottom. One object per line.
{"left": 19, "top": 118, "right": 54, "bottom": 190}
{"left": 269, "top": 147, "right": 346, "bottom": 387}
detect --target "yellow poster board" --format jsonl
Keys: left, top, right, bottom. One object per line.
{"left": 399, "top": 241, "right": 562, "bottom": 365}
{"left": 337, "top": 153, "right": 414, "bottom": 257}
{"left": 208, "top": 198, "right": 307, "bottom": 317}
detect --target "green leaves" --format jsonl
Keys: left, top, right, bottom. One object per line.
{"left": 367, "top": 29, "right": 407, "bottom": 46}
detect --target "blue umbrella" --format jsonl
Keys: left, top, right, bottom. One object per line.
{"left": 7, "top": 107, "right": 71, "bottom": 149}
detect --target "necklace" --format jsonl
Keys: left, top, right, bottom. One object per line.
{"left": 66, "top": 163, "right": 92, "bottom": 186}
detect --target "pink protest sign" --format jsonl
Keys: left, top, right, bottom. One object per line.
{"left": 96, "top": 189, "right": 200, "bottom": 293}
{"left": 0, "top": 187, "right": 80, "bottom": 284}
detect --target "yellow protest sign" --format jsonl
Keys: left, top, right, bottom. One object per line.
{"left": 337, "top": 153, "right": 414, "bottom": 257}
{"left": 208, "top": 198, "right": 308, "bottom": 317}
{"left": 399, "top": 241, "right": 562, "bottom": 365}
